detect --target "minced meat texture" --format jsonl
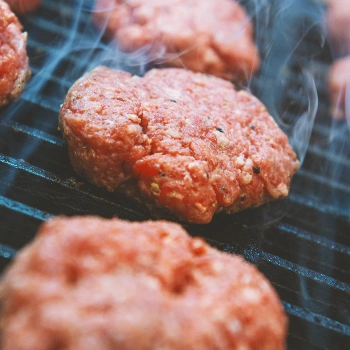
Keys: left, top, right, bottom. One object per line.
{"left": 0, "top": 216, "right": 288, "bottom": 350}
{"left": 93, "top": 0, "right": 260, "bottom": 81}
{"left": 0, "top": 0, "right": 30, "bottom": 106}
{"left": 59, "top": 66, "right": 299, "bottom": 224}
{"left": 5, "top": 0, "right": 41, "bottom": 13}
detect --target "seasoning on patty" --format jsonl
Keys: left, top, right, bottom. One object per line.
{"left": 59, "top": 66, "right": 299, "bottom": 224}
{"left": 0, "top": 216, "right": 288, "bottom": 350}
{"left": 93, "top": 0, "right": 260, "bottom": 81}
{"left": 0, "top": 0, "right": 30, "bottom": 106}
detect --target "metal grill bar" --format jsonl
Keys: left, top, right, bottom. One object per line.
{"left": 287, "top": 193, "right": 350, "bottom": 221}
{"left": 261, "top": 252, "right": 350, "bottom": 293}
{"left": 0, "top": 155, "right": 147, "bottom": 220}
{"left": 2, "top": 122, "right": 65, "bottom": 146}
{"left": 283, "top": 302, "right": 350, "bottom": 337}
{"left": 274, "top": 222, "right": 350, "bottom": 256}
{"left": 0, "top": 195, "right": 51, "bottom": 221}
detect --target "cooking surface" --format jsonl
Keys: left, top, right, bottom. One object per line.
{"left": 0, "top": 0, "right": 350, "bottom": 348}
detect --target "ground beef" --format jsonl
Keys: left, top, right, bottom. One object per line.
{"left": 0, "top": 0, "right": 30, "bottom": 106}
{"left": 59, "top": 66, "right": 299, "bottom": 224}
{"left": 0, "top": 216, "right": 287, "bottom": 350}
{"left": 93, "top": 0, "right": 260, "bottom": 81}
{"left": 328, "top": 56, "right": 350, "bottom": 119}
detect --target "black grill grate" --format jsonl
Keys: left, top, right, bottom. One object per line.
{"left": 0, "top": 0, "right": 350, "bottom": 348}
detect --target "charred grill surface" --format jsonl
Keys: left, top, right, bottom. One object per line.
{"left": 0, "top": 0, "right": 349, "bottom": 349}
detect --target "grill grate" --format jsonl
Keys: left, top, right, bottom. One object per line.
{"left": 0, "top": 0, "right": 350, "bottom": 348}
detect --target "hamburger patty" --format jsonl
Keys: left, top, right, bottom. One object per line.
{"left": 5, "top": 0, "right": 41, "bottom": 13}
{"left": 0, "top": 0, "right": 30, "bottom": 106}
{"left": 59, "top": 67, "right": 299, "bottom": 224}
{"left": 0, "top": 216, "right": 287, "bottom": 350}
{"left": 93, "top": 0, "right": 260, "bottom": 81}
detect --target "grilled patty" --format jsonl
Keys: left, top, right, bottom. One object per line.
{"left": 59, "top": 66, "right": 299, "bottom": 224}
{"left": 0, "top": 0, "right": 30, "bottom": 106}
{"left": 93, "top": 0, "right": 260, "bottom": 81}
{"left": 0, "top": 216, "right": 287, "bottom": 350}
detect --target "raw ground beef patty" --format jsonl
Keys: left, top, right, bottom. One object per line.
{"left": 0, "top": 216, "right": 287, "bottom": 350}
{"left": 0, "top": 0, "right": 30, "bottom": 106}
{"left": 93, "top": 0, "right": 260, "bottom": 81}
{"left": 59, "top": 67, "right": 299, "bottom": 224}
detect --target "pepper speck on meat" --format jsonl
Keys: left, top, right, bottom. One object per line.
{"left": 253, "top": 166, "right": 261, "bottom": 174}
{"left": 59, "top": 67, "right": 299, "bottom": 223}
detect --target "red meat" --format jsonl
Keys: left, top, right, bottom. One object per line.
{"left": 0, "top": 216, "right": 288, "bottom": 350}
{"left": 59, "top": 67, "right": 299, "bottom": 223}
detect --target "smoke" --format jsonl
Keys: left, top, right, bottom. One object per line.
{"left": 91, "top": 0, "right": 322, "bottom": 165}
{"left": 253, "top": 0, "right": 326, "bottom": 160}
{"left": 2, "top": 0, "right": 323, "bottom": 142}
{"left": 289, "top": 70, "right": 318, "bottom": 164}
{"left": 0, "top": 0, "right": 327, "bottom": 222}
{"left": 1, "top": 0, "right": 338, "bottom": 222}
